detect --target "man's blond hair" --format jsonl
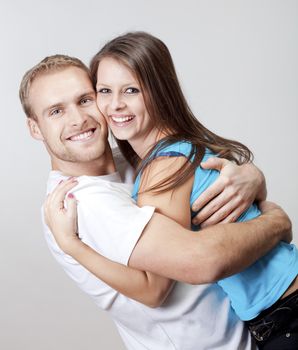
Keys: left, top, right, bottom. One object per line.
{"left": 19, "top": 54, "right": 90, "bottom": 120}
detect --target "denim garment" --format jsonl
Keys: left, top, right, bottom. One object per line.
{"left": 246, "top": 288, "right": 298, "bottom": 349}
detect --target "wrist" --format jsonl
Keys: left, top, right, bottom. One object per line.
{"left": 60, "top": 235, "right": 82, "bottom": 255}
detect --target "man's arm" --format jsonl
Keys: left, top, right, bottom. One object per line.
{"left": 129, "top": 201, "right": 291, "bottom": 284}
{"left": 114, "top": 149, "right": 267, "bottom": 228}
{"left": 44, "top": 179, "right": 291, "bottom": 288}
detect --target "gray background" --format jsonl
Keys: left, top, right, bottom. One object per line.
{"left": 0, "top": 0, "right": 297, "bottom": 349}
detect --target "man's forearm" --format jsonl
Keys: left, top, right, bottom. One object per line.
{"left": 128, "top": 206, "right": 291, "bottom": 284}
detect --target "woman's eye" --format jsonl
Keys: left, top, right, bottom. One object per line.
{"left": 97, "top": 88, "right": 110, "bottom": 94}
{"left": 125, "top": 87, "right": 140, "bottom": 94}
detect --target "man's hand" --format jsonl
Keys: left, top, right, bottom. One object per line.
{"left": 192, "top": 158, "right": 267, "bottom": 227}
{"left": 44, "top": 178, "right": 79, "bottom": 253}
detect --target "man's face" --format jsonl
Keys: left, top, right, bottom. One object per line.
{"left": 28, "top": 67, "right": 108, "bottom": 165}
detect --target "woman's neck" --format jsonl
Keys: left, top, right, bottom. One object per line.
{"left": 129, "top": 128, "right": 168, "bottom": 159}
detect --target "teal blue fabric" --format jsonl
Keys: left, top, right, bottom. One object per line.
{"left": 132, "top": 140, "right": 298, "bottom": 320}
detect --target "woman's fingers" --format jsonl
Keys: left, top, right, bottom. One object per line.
{"left": 43, "top": 179, "right": 80, "bottom": 252}
{"left": 65, "top": 192, "right": 78, "bottom": 220}
{"left": 47, "top": 178, "right": 78, "bottom": 209}
{"left": 44, "top": 178, "right": 78, "bottom": 225}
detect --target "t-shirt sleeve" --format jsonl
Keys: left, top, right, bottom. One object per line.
{"left": 74, "top": 180, "right": 155, "bottom": 266}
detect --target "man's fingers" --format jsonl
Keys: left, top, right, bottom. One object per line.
{"left": 219, "top": 203, "right": 249, "bottom": 225}
{"left": 192, "top": 188, "right": 235, "bottom": 224}
{"left": 200, "top": 157, "right": 229, "bottom": 171}
{"left": 198, "top": 197, "right": 237, "bottom": 228}
{"left": 192, "top": 182, "right": 225, "bottom": 212}
{"left": 193, "top": 191, "right": 250, "bottom": 227}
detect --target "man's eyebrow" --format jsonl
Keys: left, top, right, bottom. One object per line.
{"left": 42, "top": 103, "right": 63, "bottom": 116}
{"left": 42, "top": 90, "right": 96, "bottom": 116}
{"left": 77, "top": 90, "right": 96, "bottom": 100}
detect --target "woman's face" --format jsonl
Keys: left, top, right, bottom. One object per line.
{"left": 96, "top": 57, "right": 154, "bottom": 145}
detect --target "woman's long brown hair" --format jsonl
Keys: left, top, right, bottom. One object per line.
{"left": 90, "top": 32, "right": 253, "bottom": 194}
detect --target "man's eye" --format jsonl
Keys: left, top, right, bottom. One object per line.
{"left": 97, "top": 88, "right": 110, "bottom": 94}
{"left": 80, "top": 98, "right": 91, "bottom": 105}
{"left": 125, "top": 87, "right": 140, "bottom": 94}
{"left": 50, "top": 109, "right": 62, "bottom": 116}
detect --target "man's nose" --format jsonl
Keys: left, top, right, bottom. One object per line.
{"left": 69, "top": 106, "right": 87, "bottom": 127}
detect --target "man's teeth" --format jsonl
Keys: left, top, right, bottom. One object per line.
{"left": 70, "top": 130, "right": 93, "bottom": 141}
{"left": 111, "top": 115, "right": 134, "bottom": 123}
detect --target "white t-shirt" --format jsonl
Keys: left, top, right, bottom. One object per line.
{"left": 42, "top": 152, "right": 255, "bottom": 350}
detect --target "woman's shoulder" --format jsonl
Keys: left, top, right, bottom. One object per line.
{"left": 153, "top": 140, "right": 193, "bottom": 158}
{"left": 153, "top": 140, "right": 216, "bottom": 161}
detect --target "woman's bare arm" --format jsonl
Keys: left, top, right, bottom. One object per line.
{"left": 44, "top": 178, "right": 173, "bottom": 308}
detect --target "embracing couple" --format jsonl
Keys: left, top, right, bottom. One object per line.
{"left": 20, "top": 32, "right": 298, "bottom": 349}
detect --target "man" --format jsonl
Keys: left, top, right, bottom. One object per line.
{"left": 20, "top": 54, "right": 291, "bottom": 349}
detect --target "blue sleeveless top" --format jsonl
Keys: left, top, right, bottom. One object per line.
{"left": 132, "top": 141, "right": 298, "bottom": 320}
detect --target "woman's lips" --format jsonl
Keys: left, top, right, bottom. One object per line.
{"left": 110, "top": 115, "right": 135, "bottom": 126}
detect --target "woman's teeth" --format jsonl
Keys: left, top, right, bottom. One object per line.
{"left": 111, "top": 115, "right": 134, "bottom": 123}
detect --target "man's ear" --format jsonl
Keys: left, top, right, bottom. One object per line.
{"left": 27, "top": 118, "right": 44, "bottom": 141}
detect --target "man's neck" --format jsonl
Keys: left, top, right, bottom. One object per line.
{"left": 51, "top": 148, "right": 116, "bottom": 177}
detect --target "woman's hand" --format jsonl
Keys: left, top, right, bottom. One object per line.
{"left": 192, "top": 159, "right": 267, "bottom": 227}
{"left": 44, "top": 177, "right": 79, "bottom": 254}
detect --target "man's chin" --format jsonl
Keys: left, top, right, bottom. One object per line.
{"left": 69, "top": 150, "right": 106, "bottom": 163}
{"left": 67, "top": 142, "right": 106, "bottom": 159}
{"left": 51, "top": 150, "right": 105, "bottom": 165}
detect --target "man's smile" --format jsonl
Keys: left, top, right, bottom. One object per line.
{"left": 67, "top": 128, "right": 97, "bottom": 142}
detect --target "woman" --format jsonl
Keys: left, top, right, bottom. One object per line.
{"left": 45, "top": 32, "right": 298, "bottom": 349}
